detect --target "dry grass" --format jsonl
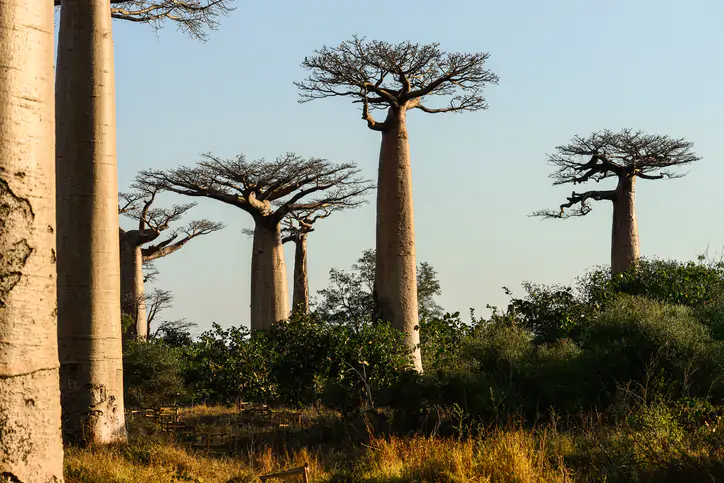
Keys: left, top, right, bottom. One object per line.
{"left": 64, "top": 441, "right": 326, "bottom": 483}
{"left": 64, "top": 407, "right": 573, "bottom": 483}
{"left": 64, "top": 404, "right": 724, "bottom": 482}
{"left": 357, "top": 429, "right": 571, "bottom": 483}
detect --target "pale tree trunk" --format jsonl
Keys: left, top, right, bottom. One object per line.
{"left": 610, "top": 175, "right": 640, "bottom": 275}
{"left": 134, "top": 247, "right": 147, "bottom": 339}
{"left": 292, "top": 234, "right": 309, "bottom": 314}
{"left": 374, "top": 106, "right": 422, "bottom": 372}
{"left": 56, "top": 0, "right": 127, "bottom": 444}
{"left": 0, "top": 2, "right": 65, "bottom": 479}
{"left": 250, "top": 219, "right": 289, "bottom": 330}
{"left": 119, "top": 233, "right": 146, "bottom": 340}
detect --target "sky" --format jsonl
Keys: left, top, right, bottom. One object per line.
{"left": 99, "top": 0, "right": 724, "bottom": 333}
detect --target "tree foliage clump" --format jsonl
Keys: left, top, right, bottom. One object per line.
{"left": 314, "top": 249, "right": 444, "bottom": 324}
{"left": 183, "top": 314, "right": 414, "bottom": 411}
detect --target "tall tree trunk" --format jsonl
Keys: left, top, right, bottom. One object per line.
{"left": 292, "top": 234, "right": 309, "bottom": 314}
{"left": 611, "top": 175, "right": 640, "bottom": 275}
{"left": 0, "top": 2, "right": 65, "bottom": 479}
{"left": 56, "top": 0, "right": 127, "bottom": 444}
{"left": 119, "top": 233, "right": 146, "bottom": 340}
{"left": 374, "top": 106, "right": 422, "bottom": 372}
{"left": 134, "top": 246, "right": 147, "bottom": 339}
{"left": 250, "top": 219, "right": 289, "bottom": 330}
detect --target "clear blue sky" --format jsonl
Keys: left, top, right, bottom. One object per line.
{"left": 104, "top": 0, "right": 724, "bottom": 332}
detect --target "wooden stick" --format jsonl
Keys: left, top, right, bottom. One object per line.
{"left": 259, "top": 463, "right": 310, "bottom": 481}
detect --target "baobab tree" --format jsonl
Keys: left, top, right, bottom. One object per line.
{"left": 55, "top": 0, "right": 129, "bottom": 445}
{"left": 533, "top": 129, "right": 700, "bottom": 274}
{"left": 141, "top": 153, "right": 374, "bottom": 330}
{"left": 118, "top": 185, "right": 224, "bottom": 340}
{"left": 281, "top": 199, "right": 370, "bottom": 314}
{"left": 296, "top": 36, "right": 498, "bottom": 370}
{"left": 0, "top": 2, "right": 65, "bottom": 479}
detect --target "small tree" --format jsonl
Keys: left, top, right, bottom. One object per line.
{"left": 281, "top": 202, "right": 370, "bottom": 315}
{"left": 119, "top": 183, "right": 223, "bottom": 339}
{"left": 315, "top": 249, "right": 444, "bottom": 325}
{"left": 143, "top": 288, "right": 197, "bottom": 344}
{"left": 296, "top": 36, "right": 498, "bottom": 370}
{"left": 141, "top": 153, "right": 373, "bottom": 330}
{"left": 533, "top": 129, "right": 699, "bottom": 274}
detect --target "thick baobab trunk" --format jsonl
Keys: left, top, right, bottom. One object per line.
{"left": 292, "top": 234, "right": 309, "bottom": 314}
{"left": 119, "top": 234, "right": 147, "bottom": 340}
{"left": 250, "top": 219, "right": 289, "bottom": 330}
{"left": 56, "top": 0, "right": 127, "bottom": 444}
{"left": 610, "top": 175, "right": 640, "bottom": 275}
{"left": 0, "top": 2, "right": 65, "bottom": 479}
{"left": 374, "top": 106, "right": 422, "bottom": 372}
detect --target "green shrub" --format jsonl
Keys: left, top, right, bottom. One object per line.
{"left": 579, "top": 295, "right": 715, "bottom": 403}
{"left": 581, "top": 257, "right": 724, "bottom": 310}
{"left": 123, "top": 339, "right": 187, "bottom": 408}
{"left": 183, "top": 323, "right": 274, "bottom": 405}
{"left": 183, "top": 314, "right": 413, "bottom": 411}
{"left": 420, "top": 312, "right": 473, "bottom": 373}
{"left": 505, "top": 283, "right": 591, "bottom": 343}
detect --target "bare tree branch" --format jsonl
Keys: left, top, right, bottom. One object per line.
{"left": 531, "top": 189, "right": 617, "bottom": 219}
{"left": 55, "top": 0, "right": 235, "bottom": 40}
{"left": 280, "top": 206, "right": 337, "bottom": 244}
{"left": 120, "top": 177, "right": 225, "bottom": 263}
{"left": 534, "top": 129, "right": 700, "bottom": 218}
{"left": 295, "top": 35, "right": 499, "bottom": 130}
{"left": 144, "top": 288, "right": 173, "bottom": 330}
{"left": 143, "top": 218, "right": 225, "bottom": 261}
{"left": 143, "top": 260, "right": 159, "bottom": 283}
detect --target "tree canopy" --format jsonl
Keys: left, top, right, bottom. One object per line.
{"left": 295, "top": 35, "right": 499, "bottom": 130}
{"left": 140, "top": 153, "right": 374, "bottom": 225}
{"left": 533, "top": 129, "right": 699, "bottom": 219}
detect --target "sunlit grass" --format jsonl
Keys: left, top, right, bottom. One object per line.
{"left": 64, "top": 403, "right": 724, "bottom": 482}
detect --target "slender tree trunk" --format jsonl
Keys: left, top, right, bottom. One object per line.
{"left": 611, "top": 175, "right": 640, "bottom": 275}
{"left": 292, "top": 234, "right": 309, "bottom": 314}
{"left": 250, "top": 219, "right": 289, "bottom": 330}
{"left": 374, "top": 106, "right": 422, "bottom": 372}
{"left": 0, "top": 2, "right": 65, "bottom": 479}
{"left": 56, "top": 0, "right": 127, "bottom": 444}
{"left": 119, "top": 232, "right": 137, "bottom": 338}
{"left": 134, "top": 247, "right": 147, "bottom": 339}
{"left": 119, "top": 233, "right": 146, "bottom": 340}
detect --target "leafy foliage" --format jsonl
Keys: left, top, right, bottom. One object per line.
{"left": 183, "top": 314, "right": 414, "bottom": 412}
{"left": 314, "top": 248, "right": 443, "bottom": 324}
{"left": 123, "top": 339, "right": 187, "bottom": 408}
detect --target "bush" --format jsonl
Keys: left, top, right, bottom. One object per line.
{"left": 183, "top": 314, "right": 414, "bottom": 412}
{"left": 578, "top": 295, "right": 717, "bottom": 404}
{"left": 505, "top": 283, "right": 591, "bottom": 343}
{"left": 123, "top": 339, "right": 187, "bottom": 408}
{"left": 581, "top": 257, "right": 724, "bottom": 310}
{"left": 398, "top": 295, "right": 724, "bottom": 423}
{"left": 183, "top": 323, "right": 274, "bottom": 405}
{"left": 419, "top": 312, "right": 473, "bottom": 373}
